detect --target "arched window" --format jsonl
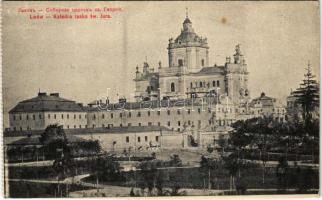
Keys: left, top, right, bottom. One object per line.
{"left": 171, "top": 82, "right": 175, "bottom": 92}
{"left": 199, "top": 81, "right": 203, "bottom": 87}
{"left": 213, "top": 81, "right": 216, "bottom": 87}
{"left": 217, "top": 80, "right": 220, "bottom": 87}
{"left": 201, "top": 59, "right": 205, "bottom": 66}
{"left": 190, "top": 82, "right": 193, "bottom": 88}
{"left": 178, "top": 59, "right": 183, "bottom": 66}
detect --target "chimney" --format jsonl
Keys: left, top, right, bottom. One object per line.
{"left": 50, "top": 93, "right": 59, "bottom": 97}
{"left": 38, "top": 92, "right": 47, "bottom": 96}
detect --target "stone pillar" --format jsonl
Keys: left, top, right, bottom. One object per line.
{"left": 168, "top": 49, "right": 173, "bottom": 67}
{"left": 206, "top": 49, "right": 209, "bottom": 67}
{"left": 196, "top": 48, "right": 200, "bottom": 69}
{"left": 183, "top": 134, "right": 188, "bottom": 148}
{"left": 178, "top": 76, "right": 185, "bottom": 98}
{"left": 186, "top": 48, "right": 192, "bottom": 69}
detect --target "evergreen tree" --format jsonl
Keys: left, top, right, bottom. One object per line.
{"left": 291, "top": 62, "right": 319, "bottom": 162}
{"left": 293, "top": 62, "right": 319, "bottom": 123}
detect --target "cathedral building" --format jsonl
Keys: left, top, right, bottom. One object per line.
{"left": 134, "top": 15, "right": 250, "bottom": 106}
{"left": 85, "top": 15, "right": 250, "bottom": 133}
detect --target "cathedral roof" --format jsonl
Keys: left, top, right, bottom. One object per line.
{"left": 175, "top": 31, "right": 200, "bottom": 43}
{"left": 191, "top": 66, "right": 225, "bottom": 75}
{"left": 9, "top": 92, "right": 85, "bottom": 113}
{"left": 174, "top": 17, "right": 207, "bottom": 45}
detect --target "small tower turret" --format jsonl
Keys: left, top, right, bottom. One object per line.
{"left": 143, "top": 62, "right": 150, "bottom": 75}
{"left": 135, "top": 65, "right": 141, "bottom": 79}
{"left": 225, "top": 44, "right": 250, "bottom": 105}
{"left": 233, "top": 44, "right": 244, "bottom": 64}
{"left": 158, "top": 61, "right": 162, "bottom": 69}
{"left": 226, "top": 56, "right": 231, "bottom": 64}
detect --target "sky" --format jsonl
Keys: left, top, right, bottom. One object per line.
{"left": 2, "top": 1, "right": 320, "bottom": 127}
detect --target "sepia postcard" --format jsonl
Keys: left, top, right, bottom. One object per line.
{"left": 2, "top": 1, "right": 320, "bottom": 198}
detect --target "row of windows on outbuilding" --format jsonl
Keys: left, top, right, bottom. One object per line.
{"left": 90, "top": 107, "right": 237, "bottom": 120}
{"left": 13, "top": 113, "right": 87, "bottom": 121}
{"left": 91, "top": 108, "right": 207, "bottom": 120}
{"left": 90, "top": 118, "right": 233, "bottom": 130}
{"left": 12, "top": 118, "right": 235, "bottom": 132}
{"left": 125, "top": 135, "right": 159, "bottom": 143}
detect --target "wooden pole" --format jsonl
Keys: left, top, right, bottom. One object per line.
{"left": 96, "top": 175, "right": 99, "bottom": 196}
{"left": 66, "top": 184, "right": 68, "bottom": 197}
{"left": 57, "top": 179, "right": 60, "bottom": 197}
{"left": 262, "top": 164, "right": 265, "bottom": 184}
{"left": 208, "top": 169, "right": 211, "bottom": 190}
{"left": 36, "top": 148, "right": 38, "bottom": 164}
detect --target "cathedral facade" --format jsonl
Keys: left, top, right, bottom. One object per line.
{"left": 134, "top": 16, "right": 250, "bottom": 106}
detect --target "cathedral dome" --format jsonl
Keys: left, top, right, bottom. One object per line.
{"left": 168, "top": 15, "right": 208, "bottom": 49}
{"left": 174, "top": 17, "right": 201, "bottom": 43}
{"left": 175, "top": 31, "right": 200, "bottom": 43}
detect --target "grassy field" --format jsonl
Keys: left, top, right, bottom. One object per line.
{"left": 7, "top": 181, "right": 94, "bottom": 198}
{"left": 83, "top": 165, "right": 319, "bottom": 191}
{"left": 5, "top": 149, "right": 319, "bottom": 197}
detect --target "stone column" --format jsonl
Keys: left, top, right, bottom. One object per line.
{"left": 206, "top": 49, "right": 209, "bottom": 66}
{"left": 168, "top": 49, "right": 173, "bottom": 67}
{"left": 186, "top": 48, "right": 192, "bottom": 69}
{"left": 196, "top": 48, "right": 200, "bottom": 69}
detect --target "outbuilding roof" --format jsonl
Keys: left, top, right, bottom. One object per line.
{"left": 9, "top": 92, "right": 86, "bottom": 113}
{"left": 249, "top": 92, "right": 276, "bottom": 107}
{"left": 7, "top": 134, "right": 87, "bottom": 146}
{"left": 4, "top": 126, "right": 172, "bottom": 138}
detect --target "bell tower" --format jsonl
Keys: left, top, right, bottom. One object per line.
{"left": 225, "top": 44, "right": 250, "bottom": 105}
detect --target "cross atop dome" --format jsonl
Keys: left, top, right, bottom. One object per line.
{"left": 168, "top": 11, "right": 208, "bottom": 48}
{"left": 183, "top": 8, "right": 192, "bottom": 24}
